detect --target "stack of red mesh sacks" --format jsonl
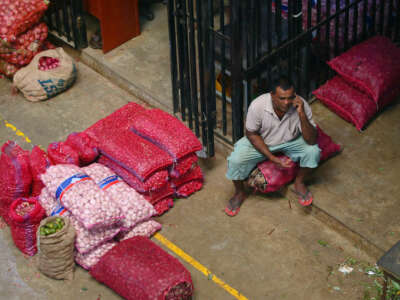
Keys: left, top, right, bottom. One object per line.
{"left": 0, "top": 0, "right": 54, "bottom": 78}
{"left": 85, "top": 103, "right": 203, "bottom": 216}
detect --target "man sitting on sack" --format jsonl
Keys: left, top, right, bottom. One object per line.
{"left": 225, "top": 76, "right": 321, "bottom": 216}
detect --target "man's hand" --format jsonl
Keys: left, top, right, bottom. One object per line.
{"left": 293, "top": 95, "right": 305, "bottom": 115}
{"left": 270, "top": 155, "right": 292, "bottom": 169}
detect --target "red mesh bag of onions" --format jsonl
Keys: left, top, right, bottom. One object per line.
{"left": 153, "top": 197, "right": 174, "bottom": 216}
{"left": 47, "top": 141, "right": 80, "bottom": 166}
{"left": 90, "top": 236, "right": 194, "bottom": 300}
{"left": 29, "top": 145, "right": 52, "bottom": 197}
{"left": 0, "top": 141, "right": 32, "bottom": 224}
{"left": 9, "top": 197, "right": 46, "bottom": 256}
{"left": 0, "top": 23, "right": 48, "bottom": 66}
{"left": 0, "top": 0, "right": 48, "bottom": 42}
{"left": 65, "top": 132, "right": 99, "bottom": 166}
{"left": 0, "top": 58, "right": 19, "bottom": 77}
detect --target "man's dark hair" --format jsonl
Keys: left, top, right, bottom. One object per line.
{"left": 271, "top": 76, "right": 294, "bottom": 93}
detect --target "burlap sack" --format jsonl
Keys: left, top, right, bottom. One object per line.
{"left": 37, "top": 216, "right": 76, "bottom": 280}
{"left": 13, "top": 47, "right": 77, "bottom": 102}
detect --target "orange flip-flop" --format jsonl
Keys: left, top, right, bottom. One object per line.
{"left": 225, "top": 206, "right": 240, "bottom": 217}
{"left": 291, "top": 189, "right": 313, "bottom": 206}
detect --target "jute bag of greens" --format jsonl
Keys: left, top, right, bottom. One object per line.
{"left": 37, "top": 216, "right": 76, "bottom": 280}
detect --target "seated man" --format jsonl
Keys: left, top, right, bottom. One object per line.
{"left": 225, "top": 76, "right": 321, "bottom": 216}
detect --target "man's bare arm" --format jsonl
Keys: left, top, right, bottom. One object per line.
{"left": 293, "top": 97, "right": 317, "bottom": 145}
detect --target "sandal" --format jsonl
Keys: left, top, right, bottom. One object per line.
{"left": 291, "top": 189, "right": 313, "bottom": 206}
{"left": 225, "top": 206, "right": 240, "bottom": 217}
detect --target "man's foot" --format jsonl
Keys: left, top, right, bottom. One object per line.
{"left": 292, "top": 181, "right": 313, "bottom": 206}
{"left": 225, "top": 193, "right": 246, "bottom": 217}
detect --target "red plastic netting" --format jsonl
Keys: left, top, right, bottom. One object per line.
{"left": 0, "top": 22, "right": 48, "bottom": 66}
{"left": 171, "top": 165, "right": 203, "bottom": 188}
{"left": 9, "top": 197, "right": 45, "bottom": 256}
{"left": 29, "top": 145, "right": 52, "bottom": 197}
{"left": 47, "top": 142, "right": 80, "bottom": 166}
{"left": 153, "top": 197, "right": 174, "bottom": 216}
{"left": 175, "top": 180, "right": 203, "bottom": 198}
{"left": 0, "top": 58, "right": 19, "bottom": 77}
{"left": 65, "top": 132, "right": 99, "bottom": 166}
{"left": 140, "top": 109, "right": 202, "bottom": 160}
{"left": 169, "top": 153, "right": 198, "bottom": 179}
{"left": 313, "top": 76, "right": 378, "bottom": 131}
{"left": 0, "top": 141, "right": 32, "bottom": 224}
{"left": 328, "top": 36, "right": 400, "bottom": 107}
{"left": 90, "top": 236, "right": 193, "bottom": 300}
{"left": 0, "top": 0, "right": 48, "bottom": 42}
{"left": 143, "top": 184, "right": 175, "bottom": 205}
{"left": 316, "top": 126, "right": 342, "bottom": 162}
{"left": 98, "top": 155, "right": 169, "bottom": 193}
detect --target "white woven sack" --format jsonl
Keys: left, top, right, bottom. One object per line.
{"left": 13, "top": 47, "right": 77, "bottom": 102}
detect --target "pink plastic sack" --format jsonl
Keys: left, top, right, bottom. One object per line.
{"left": 0, "top": 23, "right": 48, "bottom": 66}
{"left": 29, "top": 146, "right": 52, "bottom": 197}
{"left": 169, "top": 153, "right": 198, "bottom": 179}
{"left": 0, "top": 141, "right": 32, "bottom": 224}
{"left": 0, "top": 0, "right": 48, "bottom": 42}
{"left": 90, "top": 236, "right": 194, "bottom": 300}
{"left": 40, "top": 164, "right": 123, "bottom": 230}
{"left": 142, "top": 109, "right": 203, "bottom": 160}
{"left": 65, "top": 132, "right": 99, "bottom": 166}
{"left": 98, "top": 155, "right": 169, "bottom": 193}
{"left": 153, "top": 198, "right": 174, "bottom": 216}
{"left": 47, "top": 142, "right": 80, "bottom": 166}
{"left": 328, "top": 36, "right": 400, "bottom": 107}
{"left": 9, "top": 197, "right": 45, "bottom": 256}
{"left": 75, "top": 240, "right": 117, "bottom": 270}
{"left": 38, "top": 188, "right": 121, "bottom": 254}
{"left": 116, "top": 220, "right": 162, "bottom": 241}
{"left": 313, "top": 76, "right": 378, "bottom": 131}
{"left": 83, "top": 163, "right": 156, "bottom": 230}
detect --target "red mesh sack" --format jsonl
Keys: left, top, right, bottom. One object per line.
{"left": 0, "top": 58, "right": 19, "bottom": 77}
{"left": 313, "top": 76, "right": 378, "bottom": 131}
{"left": 65, "top": 132, "right": 99, "bottom": 166}
{"left": 98, "top": 155, "right": 169, "bottom": 193}
{"left": 9, "top": 197, "right": 45, "bottom": 256}
{"left": 169, "top": 153, "right": 198, "bottom": 178}
{"left": 90, "top": 236, "right": 194, "bottom": 300}
{"left": 316, "top": 126, "right": 342, "bottom": 162}
{"left": 0, "top": 0, "right": 48, "bottom": 42}
{"left": 0, "top": 141, "right": 32, "bottom": 224}
{"left": 0, "top": 23, "right": 48, "bottom": 66}
{"left": 85, "top": 102, "right": 146, "bottom": 140}
{"left": 171, "top": 165, "right": 203, "bottom": 188}
{"left": 175, "top": 180, "right": 203, "bottom": 198}
{"left": 29, "top": 146, "right": 52, "bottom": 197}
{"left": 138, "top": 109, "right": 203, "bottom": 160}
{"left": 153, "top": 197, "right": 174, "bottom": 216}
{"left": 328, "top": 36, "right": 400, "bottom": 107}
{"left": 143, "top": 184, "right": 175, "bottom": 205}
{"left": 47, "top": 142, "right": 80, "bottom": 166}
{"left": 96, "top": 129, "right": 173, "bottom": 181}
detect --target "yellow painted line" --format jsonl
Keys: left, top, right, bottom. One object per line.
{"left": 154, "top": 233, "right": 249, "bottom": 300}
{"left": 0, "top": 116, "right": 248, "bottom": 300}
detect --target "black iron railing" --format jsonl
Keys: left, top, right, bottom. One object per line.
{"left": 168, "top": 0, "right": 399, "bottom": 157}
{"left": 44, "top": 0, "right": 88, "bottom": 49}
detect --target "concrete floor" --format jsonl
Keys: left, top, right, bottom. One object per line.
{"left": 0, "top": 57, "right": 396, "bottom": 300}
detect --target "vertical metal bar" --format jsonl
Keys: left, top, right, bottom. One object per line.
{"left": 219, "top": 0, "right": 227, "bottom": 135}
{"left": 305, "top": 0, "right": 312, "bottom": 98}
{"left": 294, "top": 0, "right": 302, "bottom": 95}
{"left": 176, "top": 0, "right": 187, "bottom": 121}
{"left": 334, "top": 0, "right": 340, "bottom": 57}
{"left": 45, "top": 1, "right": 54, "bottom": 31}
{"left": 62, "top": 0, "right": 72, "bottom": 41}
{"left": 75, "top": 0, "right": 88, "bottom": 48}
{"left": 267, "top": 0, "right": 272, "bottom": 52}
{"left": 386, "top": 0, "right": 394, "bottom": 38}
{"left": 288, "top": 0, "right": 293, "bottom": 81}
{"left": 181, "top": 0, "right": 193, "bottom": 129}
{"left": 70, "top": 0, "right": 81, "bottom": 48}
{"left": 352, "top": 1, "right": 359, "bottom": 45}
{"left": 316, "top": 0, "right": 322, "bottom": 40}
{"left": 188, "top": 0, "right": 200, "bottom": 136}
{"left": 325, "top": 0, "right": 331, "bottom": 60}
{"left": 379, "top": 0, "right": 386, "bottom": 34}
{"left": 371, "top": 0, "right": 377, "bottom": 35}
{"left": 276, "top": 0, "right": 282, "bottom": 45}
{"left": 344, "top": 0, "right": 350, "bottom": 51}
{"left": 396, "top": 0, "right": 400, "bottom": 42}
{"left": 362, "top": 0, "right": 368, "bottom": 39}
{"left": 230, "top": 0, "right": 243, "bottom": 143}
{"left": 196, "top": 0, "right": 208, "bottom": 150}
{"left": 255, "top": 0, "right": 262, "bottom": 90}
{"left": 167, "top": 0, "right": 180, "bottom": 114}
{"left": 54, "top": 0, "right": 62, "bottom": 36}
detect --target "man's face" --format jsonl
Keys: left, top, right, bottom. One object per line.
{"left": 271, "top": 86, "right": 296, "bottom": 114}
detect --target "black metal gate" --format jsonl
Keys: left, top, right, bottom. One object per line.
{"left": 44, "top": 0, "right": 88, "bottom": 49}
{"left": 168, "top": 0, "right": 399, "bottom": 157}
